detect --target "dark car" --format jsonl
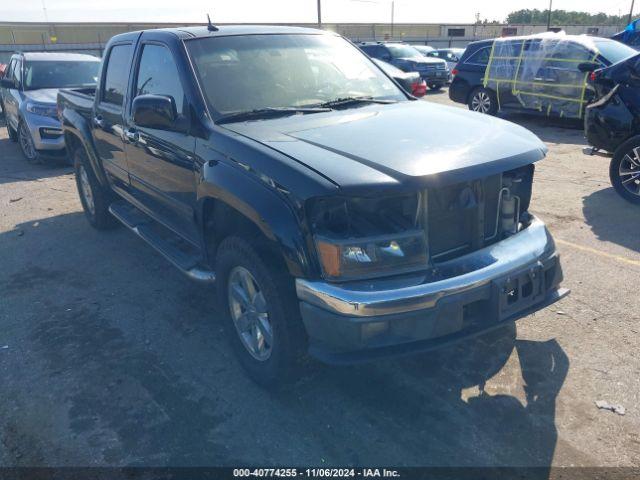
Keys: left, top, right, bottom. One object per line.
{"left": 359, "top": 42, "right": 449, "bottom": 90}
{"left": 584, "top": 53, "right": 640, "bottom": 203}
{"left": 58, "top": 26, "right": 566, "bottom": 384}
{"left": 372, "top": 58, "right": 426, "bottom": 97}
{"left": 449, "top": 34, "right": 637, "bottom": 118}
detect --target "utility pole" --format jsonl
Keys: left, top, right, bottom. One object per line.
{"left": 546, "top": 0, "right": 553, "bottom": 30}
{"left": 390, "top": 0, "right": 395, "bottom": 38}
{"left": 317, "top": 0, "right": 322, "bottom": 28}
{"left": 628, "top": 0, "right": 635, "bottom": 25}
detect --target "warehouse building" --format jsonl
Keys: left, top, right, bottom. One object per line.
{"left": 0, "top": 21, "right": 623, "bottom": 63}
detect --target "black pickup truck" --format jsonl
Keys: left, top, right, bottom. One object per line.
{"left": 58, "top": 25, "right": 568, "bottom": 385}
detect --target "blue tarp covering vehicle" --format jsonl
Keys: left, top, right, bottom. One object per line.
{"left": 612, "top": 19, "right": 640, "bottom": 49}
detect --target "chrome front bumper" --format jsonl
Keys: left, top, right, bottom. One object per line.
{"left": 296, "top": 216, "right": 556, "bottom": 317}
{"left": 295, "top": 216, "right": 567, "bottom": 362}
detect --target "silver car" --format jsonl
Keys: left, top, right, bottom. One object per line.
{"left": 0, "top": 52, "right": 100, "bottom": 163}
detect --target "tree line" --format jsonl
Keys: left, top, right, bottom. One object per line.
{"left": 506, "top": 9, "right": 630, "bottom": 26}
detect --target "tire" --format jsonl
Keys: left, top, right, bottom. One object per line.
{"left": 18, "top": 120, "right": 42, "bottom": 163}
{"left": 468, "top": 86, "right": 498, "bottom": 115}
{"left": 610, "top": 137, "right": 640, "bottom": 205}
{"left": 429, "top": 83, "right": 443, "bottom": 91}
{"left": 6, "top": 121, "right": 18, "bottom": 142}
{"left": 73, "top": 147, "right": 118, "bottom": 229}
{"left": 216, "top": 236, "right": 306, "bottom": 386}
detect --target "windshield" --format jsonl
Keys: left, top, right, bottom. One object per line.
{"left": 23, "top": 60, "right": 100, "bottom": 90}
{"left": 386, "top": 44, "right": 422, "bottom": 59}
{"left": 187, "top": 34, "right": 405, "bottom": 116}
{"left": 594, "top": 40, "right": 637, "bottom": 65}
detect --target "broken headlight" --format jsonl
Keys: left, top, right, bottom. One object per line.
{"left": 308, "top": 195, "right": 428, "bottom": 281}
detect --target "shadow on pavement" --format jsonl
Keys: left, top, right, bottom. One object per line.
{"left": 0, "top": 212, "right": 569, "bottom": 471}
{"left": 582, "top": 186, "right": 640, "bottom": 252}
{"left": 0, "top": 134, "right": 72, "bottom": 185}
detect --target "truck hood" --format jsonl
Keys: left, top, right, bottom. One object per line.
{"left": 223, "top": 101, "right": 547, "bottom": 191}
{"left": 22, "top": 88, "right": 59, "bottom": 105}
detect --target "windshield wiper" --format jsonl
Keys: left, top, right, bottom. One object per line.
{"left": 314, "top": 96, "right": 397, "bottom": 109}
{"left": 216, "top": 106, "right": 331, "bottom": 124}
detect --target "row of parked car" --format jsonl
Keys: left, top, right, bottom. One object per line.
{"left": 0, "top": 28, "right": 635, "bottom": 384}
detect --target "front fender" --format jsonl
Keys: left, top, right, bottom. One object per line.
{"left": 197, "top": 160, "right": 313, "bottom": 278}
{"left": 61, "top": 107, "right": 109, "bottom": 186}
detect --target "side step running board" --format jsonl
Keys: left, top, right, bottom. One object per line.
{"left": 109, "top": 201, "right": 216, "bottom": 283}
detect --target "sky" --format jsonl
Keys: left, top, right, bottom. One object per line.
{"left": 0, "top": 0, "right": 636, "bottom": 24}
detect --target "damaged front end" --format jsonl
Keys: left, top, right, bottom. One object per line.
{"left": 307, "top": 164, "right": 536, "bottom": 281}
{"left": 297, "top": 164, "right": 567, "bottom": 363}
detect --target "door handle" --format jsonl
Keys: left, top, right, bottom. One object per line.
{"left": 93, "top": 116, "right": 105, "bottom": 128}
{"left": 124, "top": 129, "right": 139, "bottom": 143}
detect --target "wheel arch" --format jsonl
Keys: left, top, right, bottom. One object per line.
{"left": 60, "top": 109, "right": 109, "bottom": 186}
{"left": 197, "top": 164, "right": 313, "bottom": 279}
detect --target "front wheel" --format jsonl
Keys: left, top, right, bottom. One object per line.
{"left": 216, "top": 236, "right": 306, "bottom": 386}
{"left": 468, "top": 87, "right": 498, "bottom": 115}
{"left": 610, "top": 138, "right": 640, "bottom": 204}
{"left": 18, "top": 120, "right": 40, "bottom": 162}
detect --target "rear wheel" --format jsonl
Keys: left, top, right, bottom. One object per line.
{"left": 610, "top": 137, "right": 640, "bottom": 204}
{"left": 216, "top": 236, "right": 306, "bottom": 386}
{"left": 468, "top": 87, "right": 498, "bottom": 115}
{"left": 73, "top": 147, "right": 118, "bottom": 229}
{"left": 18, "top": 120, "right": 39, "bottom": 162}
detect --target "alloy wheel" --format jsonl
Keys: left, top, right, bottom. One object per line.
{"left": 227, "top": 266, "right": 273, "bottom": 361}
{"left": 471, "top": 91, "right": 491, "bottom": 113}
{"left": 620, "top": 147, "right": 640, "bottom": 198}
{"left": 18, "top": 122, "right": 37, "bottom": 161}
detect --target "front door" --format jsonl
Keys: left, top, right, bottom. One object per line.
{"left": 2, "top": 59, "right": 22, "bottom": 131}
{"left": 124, "top": 41, "right": 198, "bottom": 243}
{"left": 93, "top": 43, "right": 134, "bottom": 187}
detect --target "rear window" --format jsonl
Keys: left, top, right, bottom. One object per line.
{"left": 102, "top": 44, "right": 133, "bottom": 106}
{"left": 464, "top": 46, "right": 491, "bottom": 66}
{"left": 594, "top": 39, "right": 636, "bottom": 65}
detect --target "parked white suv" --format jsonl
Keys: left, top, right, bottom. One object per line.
{"left": 0, "top": 52, "right": 100, "bottom": 163}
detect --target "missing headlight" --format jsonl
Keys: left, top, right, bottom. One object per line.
{"left": 308, "top": 194, "right": 419, "bottom": 238}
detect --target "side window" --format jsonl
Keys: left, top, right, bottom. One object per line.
{"left": 134, "top": 44, "right": 185, "bottom": 115}
{"left": 465, "top": 47, "right": 490, "bottom": 66}
{"left": 102, "top": 44, "right": 133, "bottom": 106}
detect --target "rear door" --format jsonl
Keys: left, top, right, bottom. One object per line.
{"left": 93, "top": 42, "right": 134, "bottom": 187}
{"left": 124, "top": 37, "right": 198, "bottom": 243}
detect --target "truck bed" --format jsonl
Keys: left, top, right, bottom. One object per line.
{"left": 57, "top": 87, "right": 96, "bottom": 117}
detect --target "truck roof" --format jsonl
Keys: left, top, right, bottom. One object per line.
{"left": 112, "top": 24, "right": 329, "bottom": 43}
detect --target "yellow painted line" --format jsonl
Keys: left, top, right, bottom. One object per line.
{"left": 556, "top": 239, "right": 640, "bottom": 268}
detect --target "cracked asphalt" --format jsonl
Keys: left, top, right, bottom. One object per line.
{"left": 0, "top": 91, "right": 638, "bottom": 469}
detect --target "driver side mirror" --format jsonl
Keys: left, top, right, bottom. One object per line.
{"left": 578, "top": 62, "right": 597, "bottom": 73}
{"left": 0, "top": 78, "right": 16, "bottom": 89}
{"left": 132, "top": 94, "right": 182, "bottom": 132}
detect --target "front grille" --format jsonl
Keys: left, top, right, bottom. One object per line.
{"left": 427, "top": 175, "right": 502, "bottom": 262}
